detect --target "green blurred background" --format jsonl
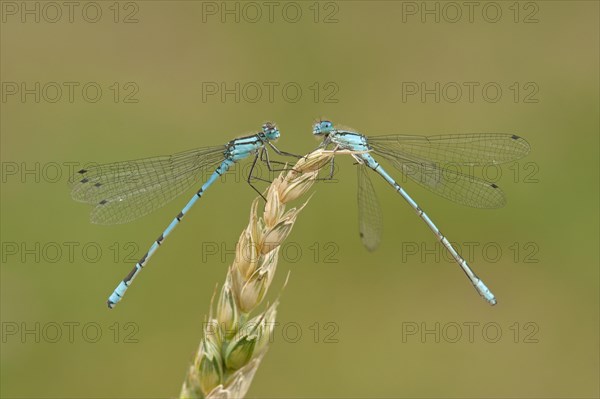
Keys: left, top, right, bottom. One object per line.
{"left": 1, "top": 1, "right": 598, "bottom": 398}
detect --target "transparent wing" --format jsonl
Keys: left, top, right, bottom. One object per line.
{"left": 379, "top": 155, "right": 507, "bottom": 208}
{"left": 368, "top": 134, "right": 529, "bottom": 208}
{"left": 369, "top": 133, "right": 530, "bottom": 165}
{"left": 69, "top": 146, "right": 226, "bottom": 224}
{"left": 357, "top": 165, "right": 383, "bottom": 251}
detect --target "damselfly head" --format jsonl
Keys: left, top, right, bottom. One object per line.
{"left": 262, "top": 122, "right": 280, "bottom": 140}
{"left": 313, "top": 120, "right": 335, "bottom": 136}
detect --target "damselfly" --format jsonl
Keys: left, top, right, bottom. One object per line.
{"left": 313, "top": 120, "right": 531, "bottom": 305}
{"left": 70, "top": 122, "right": 294, "bottom": 308}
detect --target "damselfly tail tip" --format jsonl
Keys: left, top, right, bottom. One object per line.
{"left": 473, "top": 279, "right": 497, "bottom": 306}
{"left": 107, "top": 300, "right": 116, "bottom": 309}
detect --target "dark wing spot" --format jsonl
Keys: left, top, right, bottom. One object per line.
{"left": 99, "top": 199, "right": 108, "bottom": 205}
{"left": 78, "top": 169, "right": 87, "bottom": 174}
{"left": 80, "top": 178, "right": 89, "bottom": 183}
{"left": 94, "top": 183, "right": 102, "bottom": 188}
{"left": 511, "top": 135, "right": 520, "bottom": 140}
{"left": 491, "top": 183, "right": 499, "bottom": 189}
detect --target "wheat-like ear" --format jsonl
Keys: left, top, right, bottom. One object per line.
{"left": 179, "top": 149, "right": 338, "bottom": 399}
